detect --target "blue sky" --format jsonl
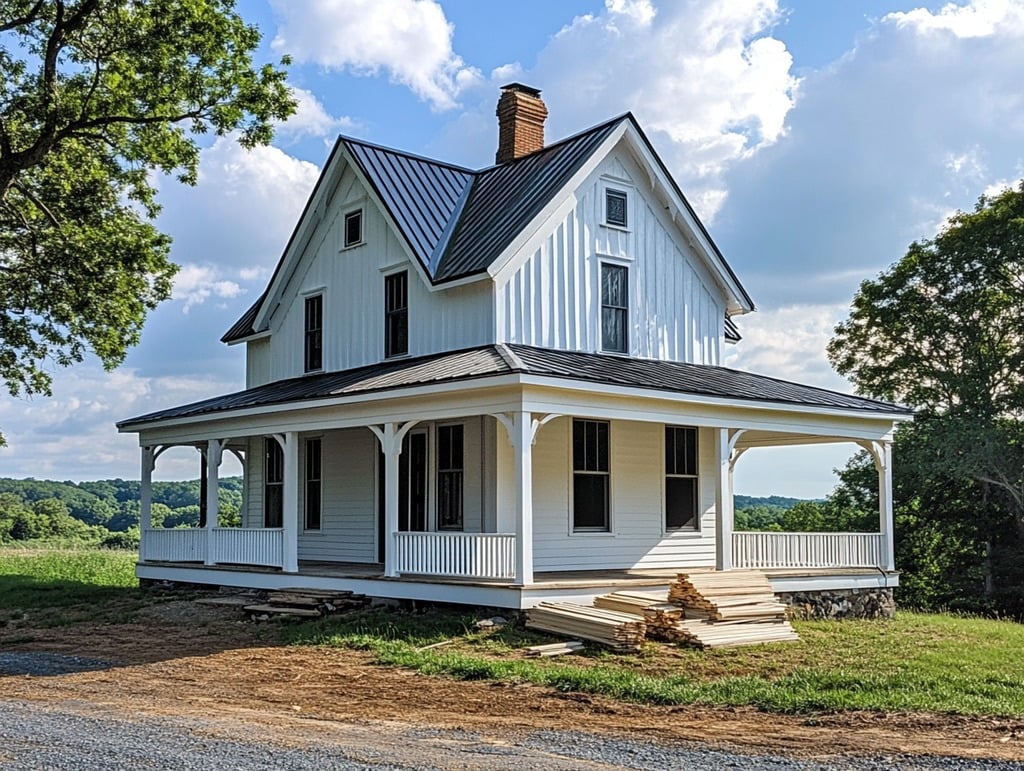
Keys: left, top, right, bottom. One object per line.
{"left": 2, "top": 0, "right": 1023, "bottom": 497}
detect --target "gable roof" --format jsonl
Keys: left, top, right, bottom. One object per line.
{"left": 224, "top": 113, "right": 754, "bottom": 343}
{"left": 118, "top": 344, "right": 909, "bottom": 430}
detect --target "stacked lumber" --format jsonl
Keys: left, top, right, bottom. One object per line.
{"left": 526, "top": 602, "right": 646, "bottom": 652}
{"left": 593, "top": 591, "right": 666, "bottom": 615}
{"left": 662, "top": 570, "right": 799, "bottom": 649}
{"left": 245, "top": 588, "right": 370, "bottom": 619}
{"left": 525, "top": 641, "right": 585, "bottom": 658}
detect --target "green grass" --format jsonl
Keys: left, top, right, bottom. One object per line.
{"left": 0, "top": 547, "right": 141, "bottom": 623}
{"left": 285, "top": 607, "right": 1024, "bottom": 717}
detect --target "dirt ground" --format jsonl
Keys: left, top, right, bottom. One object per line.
{"left": 2, "top": 597, "right": 1023, "bottom": 764}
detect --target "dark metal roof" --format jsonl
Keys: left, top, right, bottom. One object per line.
{"left": 119, "top": 345, "right": 908, "bottom": 429}
{"left": 344, "top": 138, "right": 473, "bottom": 274}
{"left": 434, "top": 116, "right": 625, "bottom": 281}
{"left": 221, "top": 293, "right": 266, "bottom": 344}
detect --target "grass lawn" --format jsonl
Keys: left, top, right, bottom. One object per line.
{"left": 0, "top": 546, "right": 141, "bottom": 628}
{"left": 286, "top": 607, "right": 1024, "bottom": 717}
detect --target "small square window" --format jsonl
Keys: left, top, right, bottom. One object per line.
{"left": 605, "top": 189, "right": 628, "bottom": 228}
{"left": 344, "top": 210, "right": 362, "bottom": 247}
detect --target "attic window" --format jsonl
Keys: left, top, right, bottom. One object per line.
{"left": 605, "top": 189, "right": 628, "bottom": 228}
{"left": 344, "top": 210, "right": 363, "bottom": 248}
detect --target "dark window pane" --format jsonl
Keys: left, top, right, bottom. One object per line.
{"left": 573, "top": 474, "right": 609, "bottom": 530}
{"left": 601, "top": 265, "right": 628, "bottom": 353}
{"left": 573, "top": 419, "right": 586, "bottom": 471}
{"left": 385, "top": 271, "right": 408, "bottom": 357}
{"left": 344, "top": 210, "right": 362, "bottom": 247}
{"left": 606, "top": 189, "right": 627, "bottom": 227}
{"left": 305, "top": 438, "right": 321, "bottom": 530}
{"left": 304, "top": 295, "right": 323, "bottom": 372}
{"left": 437, "top": 425, "right": 463, "bottom": 531}
{"left": 666, "top": 477, "right": 697, "bottom": 529}
{"left": 265, "top": 438, "right": 284, "bottom": 528}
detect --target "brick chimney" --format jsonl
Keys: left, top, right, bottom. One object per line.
{"left": 495, "top": 83, "right": 548, "bottom": 164}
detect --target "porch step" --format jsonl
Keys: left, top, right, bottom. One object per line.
{"left": 246, "top": 588, "right": 371, "bottom": 620}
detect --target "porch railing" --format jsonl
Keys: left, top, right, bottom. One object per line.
{"left": 211, "top": 527, "right": 284, "bottom": 567}
{"left": 140, "top": 527, "right": 283, "bottom": 568}
{"left": 140, "top": 528, "right": 206, "bottom": 562}
{"left": 732, "top": 532, "right": 885, "bottom": 570}
{"left": 394, "top": 532, "right": 517, "bottom": 580}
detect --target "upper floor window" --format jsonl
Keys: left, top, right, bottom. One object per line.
{"left": 605, "top": 188, "right": 628, "bottom": 228}
{"left": 385, "top": 271, "right": 408, "bottom": 358}
{"left": 665, "top": 426, "right": 698, "bottom": 530}
{"left": 344, "top": 210, "right": 363, "bottom": 248}
{"left": 264, "top": 438, "right": 284, "bottom": 528}
{"left": 305, "top": 438, "right": 322, "bottom": 530}
{"left": 573, "top": 418, "right": 610, "bottom": 532}
{"left": 304, "top": 294, "right": 323, "bottom": 372}
{"left": 436, "top": 424, "right": 464, "bottom": 531}
{"left": 601, "top": 263, "right": 628, "bottom": 354}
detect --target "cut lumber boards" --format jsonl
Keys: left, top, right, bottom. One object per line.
{"left": 526, "top": 602, "right": 646, "bottom": 652}
{"left": 525, "top": 641, "right": 585, "bottom": 657}
{"left": 245, "top": 588, "right": 370, "bottom": 619}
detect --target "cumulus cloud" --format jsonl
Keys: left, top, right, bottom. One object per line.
{"left": 277, "top": 86, "right": 356, "bottom": 140}
{"left": 269, "top": 0, "right": 481, "bottom": 111}
{"left": 885, "top": 0, "right": 1024, "bottom": 37}
{"left": 172, "top": 264, "right": 244, "bottom": 313}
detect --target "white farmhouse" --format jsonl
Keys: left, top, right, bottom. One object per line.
{"left": 118, "top": 85, "right": 909, "bottom": 609}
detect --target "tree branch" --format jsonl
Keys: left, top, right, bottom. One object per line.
{"left": 12, "top": 181, "right": 61, "bottom": 228}
{"left": 0, "top": 0, "right": 46, "bottom": 33}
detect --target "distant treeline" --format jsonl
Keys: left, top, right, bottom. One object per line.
{"left": 0, "top": 476, "right": 244, "bottom": 549}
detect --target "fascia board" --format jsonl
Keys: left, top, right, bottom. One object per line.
{"left": 487, "top": 121, "right": 631, "bottom": 285}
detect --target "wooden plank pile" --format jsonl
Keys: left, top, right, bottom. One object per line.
{"left": 245, "top": 588, "right": 370, "bottom": 619}
{"left": 526, "top": 602, "right": 646, "bottom": 652}
{"left": 525, "top": 641, "right": 585, "bottom": 658}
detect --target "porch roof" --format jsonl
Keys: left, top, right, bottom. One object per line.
{"left": 118, "top": 345, "right": 910, "bottom": 430}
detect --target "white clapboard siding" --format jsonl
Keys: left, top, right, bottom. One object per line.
{"left": 496, "top": 153, "right": 726, "bottom": 365}
{"left": 528, "top": 418, "right": 718, "bottom": 572}
{"left": 260, "top": 165, "right": 493, "bottom": 383}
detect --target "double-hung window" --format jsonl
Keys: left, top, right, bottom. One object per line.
{"left": 264, "top": 438, "right": 284, "bottom": 528}
{"left": 601, "top": 264, "right": 628, "bottom": 354}
{"left": 304, "top": 294, "right": 323, "bottom": 372}
{"left": 436, "top": 425, "right": 464, "bottom": 531}
{"left": 305, "top": 438, "right": 322, "bottom": 530}
{"left": 384, "top": 271, "right": 408, "bottom": 358}
{"left": 665, "top": 426, "right": 698, "bottom": 530}
{"left": 344, "top": 210, "right": 362, "bottom": 248}
{"left": 573, "top": 419, "right": 610, "bottom": 531}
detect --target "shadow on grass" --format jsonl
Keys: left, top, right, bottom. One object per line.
{"left": 0, "top": 573, "right": 145, "bottom": 614}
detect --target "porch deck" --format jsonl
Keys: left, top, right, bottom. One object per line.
{"left": 137, "top": 558, "right": 898, "bottom": 609}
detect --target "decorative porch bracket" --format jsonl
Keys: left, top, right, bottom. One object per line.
{"left": 858, "top": 439, "right": 896, "bottom": 571}
{"left": 716, "top": 428, "right": 746, "bottom": 571}
{"left": 491, "top": 412, "right": 560, "bottom": 586}
{"left": 368, "top": 421, "right": 419, "bottom": 578}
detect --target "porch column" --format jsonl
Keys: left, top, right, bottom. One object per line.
{"left": 282, "top": 432, "right": 299, "bottom": 573}
{"left": 140, "top": 446, "right": 154, "bottom": 533}
{"left": 204, "top": 439, "right": 222, "bottom": 566}
{"left": 715, "top": 428, "right": 735, "bottom": 571}
{"left": 368, "top": 422, "right": 416, "bottom": 578}
{"left": 511, "top": 411, "right": 534, "bottom": 586}
{"left": 878, "top": 440, "right": 895, "bottom": 571}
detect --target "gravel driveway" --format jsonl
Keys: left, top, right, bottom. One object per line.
{"left": 2, "top": 696, "right": 1023, "bottom": 771}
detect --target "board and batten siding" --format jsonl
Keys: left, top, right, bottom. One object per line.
{"left": 504, "top": 417, "right": 717, "bottom": 572}
{"left": 496, "top": 153, "right": 726, "bottom": 365}
{"left": 253, "top": 163, "right": 492, "bottom": 385}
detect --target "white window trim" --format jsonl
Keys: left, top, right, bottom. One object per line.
{"left": 662, "top": 424, "right": 701, "bottom": 535}
{"left": 599, "top": 178, "right": 634, "bottom": 232}
{"left": 568, "top": 418, "right": 615, "bottom": 536}
{"left": 341, "top": 207, "right": 365, "bottom": 251}
{"left": 301, "top": 290, "right": 325, "bottom": 374}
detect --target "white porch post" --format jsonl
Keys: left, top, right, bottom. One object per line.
{"left": 204, "top": 439, "right": 222, "bottom": 566}
{"left": 715, "top": 428, "right": 737, "bottom": 571}
{"left": 140, "top": 446, "right": 154, "bottom": 533}
{"left": 282, "top": 432, "right": 299, "bottom": 573}
{"left": 511, "top": 411, "right": 534, "bottom": 586}
{"left": 368, "top": 422, "right": 416, "bottom": 578}
{"left": 879, "top": 440, "right": 895, "bottom": 571}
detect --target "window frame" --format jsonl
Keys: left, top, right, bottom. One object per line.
{"left": 436, "top": 423, "right": 464, "bottom": 532}
{"left": 303, "top": 293, "right": 323, "bottom": 373}
{"left": 264, "top": 437, "right": 284, "bottom": 529}
{"left": 664, "top": 425, "right": 700, "bottom": 533}
{"left": 600, "top": 262, "right": 629, "bottom": 354}
{"left": 343, "top": 209, "right": 363, "bottom": 249}
{"left": 571, "top": 418, "right": 611, "bottom": 533}
{"left": 304, "top": 437, "right": 322, "bottom": 531}
{"left": 384, "top": 270, "right": 409, "bottom": 358}
{"left": 605, "top": 187, "right": 628, "bottom": 229}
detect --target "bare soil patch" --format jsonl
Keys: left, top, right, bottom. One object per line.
{"left": 2, "top": 596, "right": 1022, "bottom": 763}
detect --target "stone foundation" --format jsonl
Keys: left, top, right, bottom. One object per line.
{"left": 777, "top": 587, "right": 895, "bottom": 620}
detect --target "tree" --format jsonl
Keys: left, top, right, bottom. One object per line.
{"left": 828, "top": 183, "right": 1024, "bottom": 613}
{"left": 0, "top": 0, "right": 295, "bottom": 442}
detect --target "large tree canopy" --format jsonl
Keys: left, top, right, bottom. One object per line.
{"left": 0, "top": 0, "right": 295, "bottom": 441}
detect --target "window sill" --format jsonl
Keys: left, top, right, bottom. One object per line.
{"left": 599, "top": 222, "right": 631, "bottom": 234}
{"left": 662, "top": 528, "right": 702, "bottom": 538}
{"left": 569, "top": 529, "right": 616, "bottom": 537}
{"left": 341, "top": 241, "right": 365, "bottom": 252}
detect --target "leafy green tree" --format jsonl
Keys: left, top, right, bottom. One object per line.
{"left": 0, "top": 0, "right": 294, "bottom": 443}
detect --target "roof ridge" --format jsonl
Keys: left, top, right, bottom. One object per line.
{"left": 474, "top": 112, "right": 632, "bottom": 173}
{"left": 494, "top": 343, "right": 527, "bottom": 372}
{"left": 339, "top": 135, "right": 476, "bottom": 175}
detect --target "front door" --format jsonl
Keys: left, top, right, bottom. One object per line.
{"left": 399, "top": 431, "right": 428, "bottom": 531}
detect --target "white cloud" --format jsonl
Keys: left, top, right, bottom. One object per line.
{"left": 269, "top": 0, "right": 482, "bottom": 111}
{"left": 885, "top": 0, "right": 1024, "bottom": 38}
{"left": 278, "top": 86, "right": 355, "bottom": 140}
{"left": 172, "top": 264, "right": 243, "bottom": 313}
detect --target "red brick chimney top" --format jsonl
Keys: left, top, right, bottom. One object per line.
{"left": 495, "top": 83, "right": 548, "bottom": 164}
